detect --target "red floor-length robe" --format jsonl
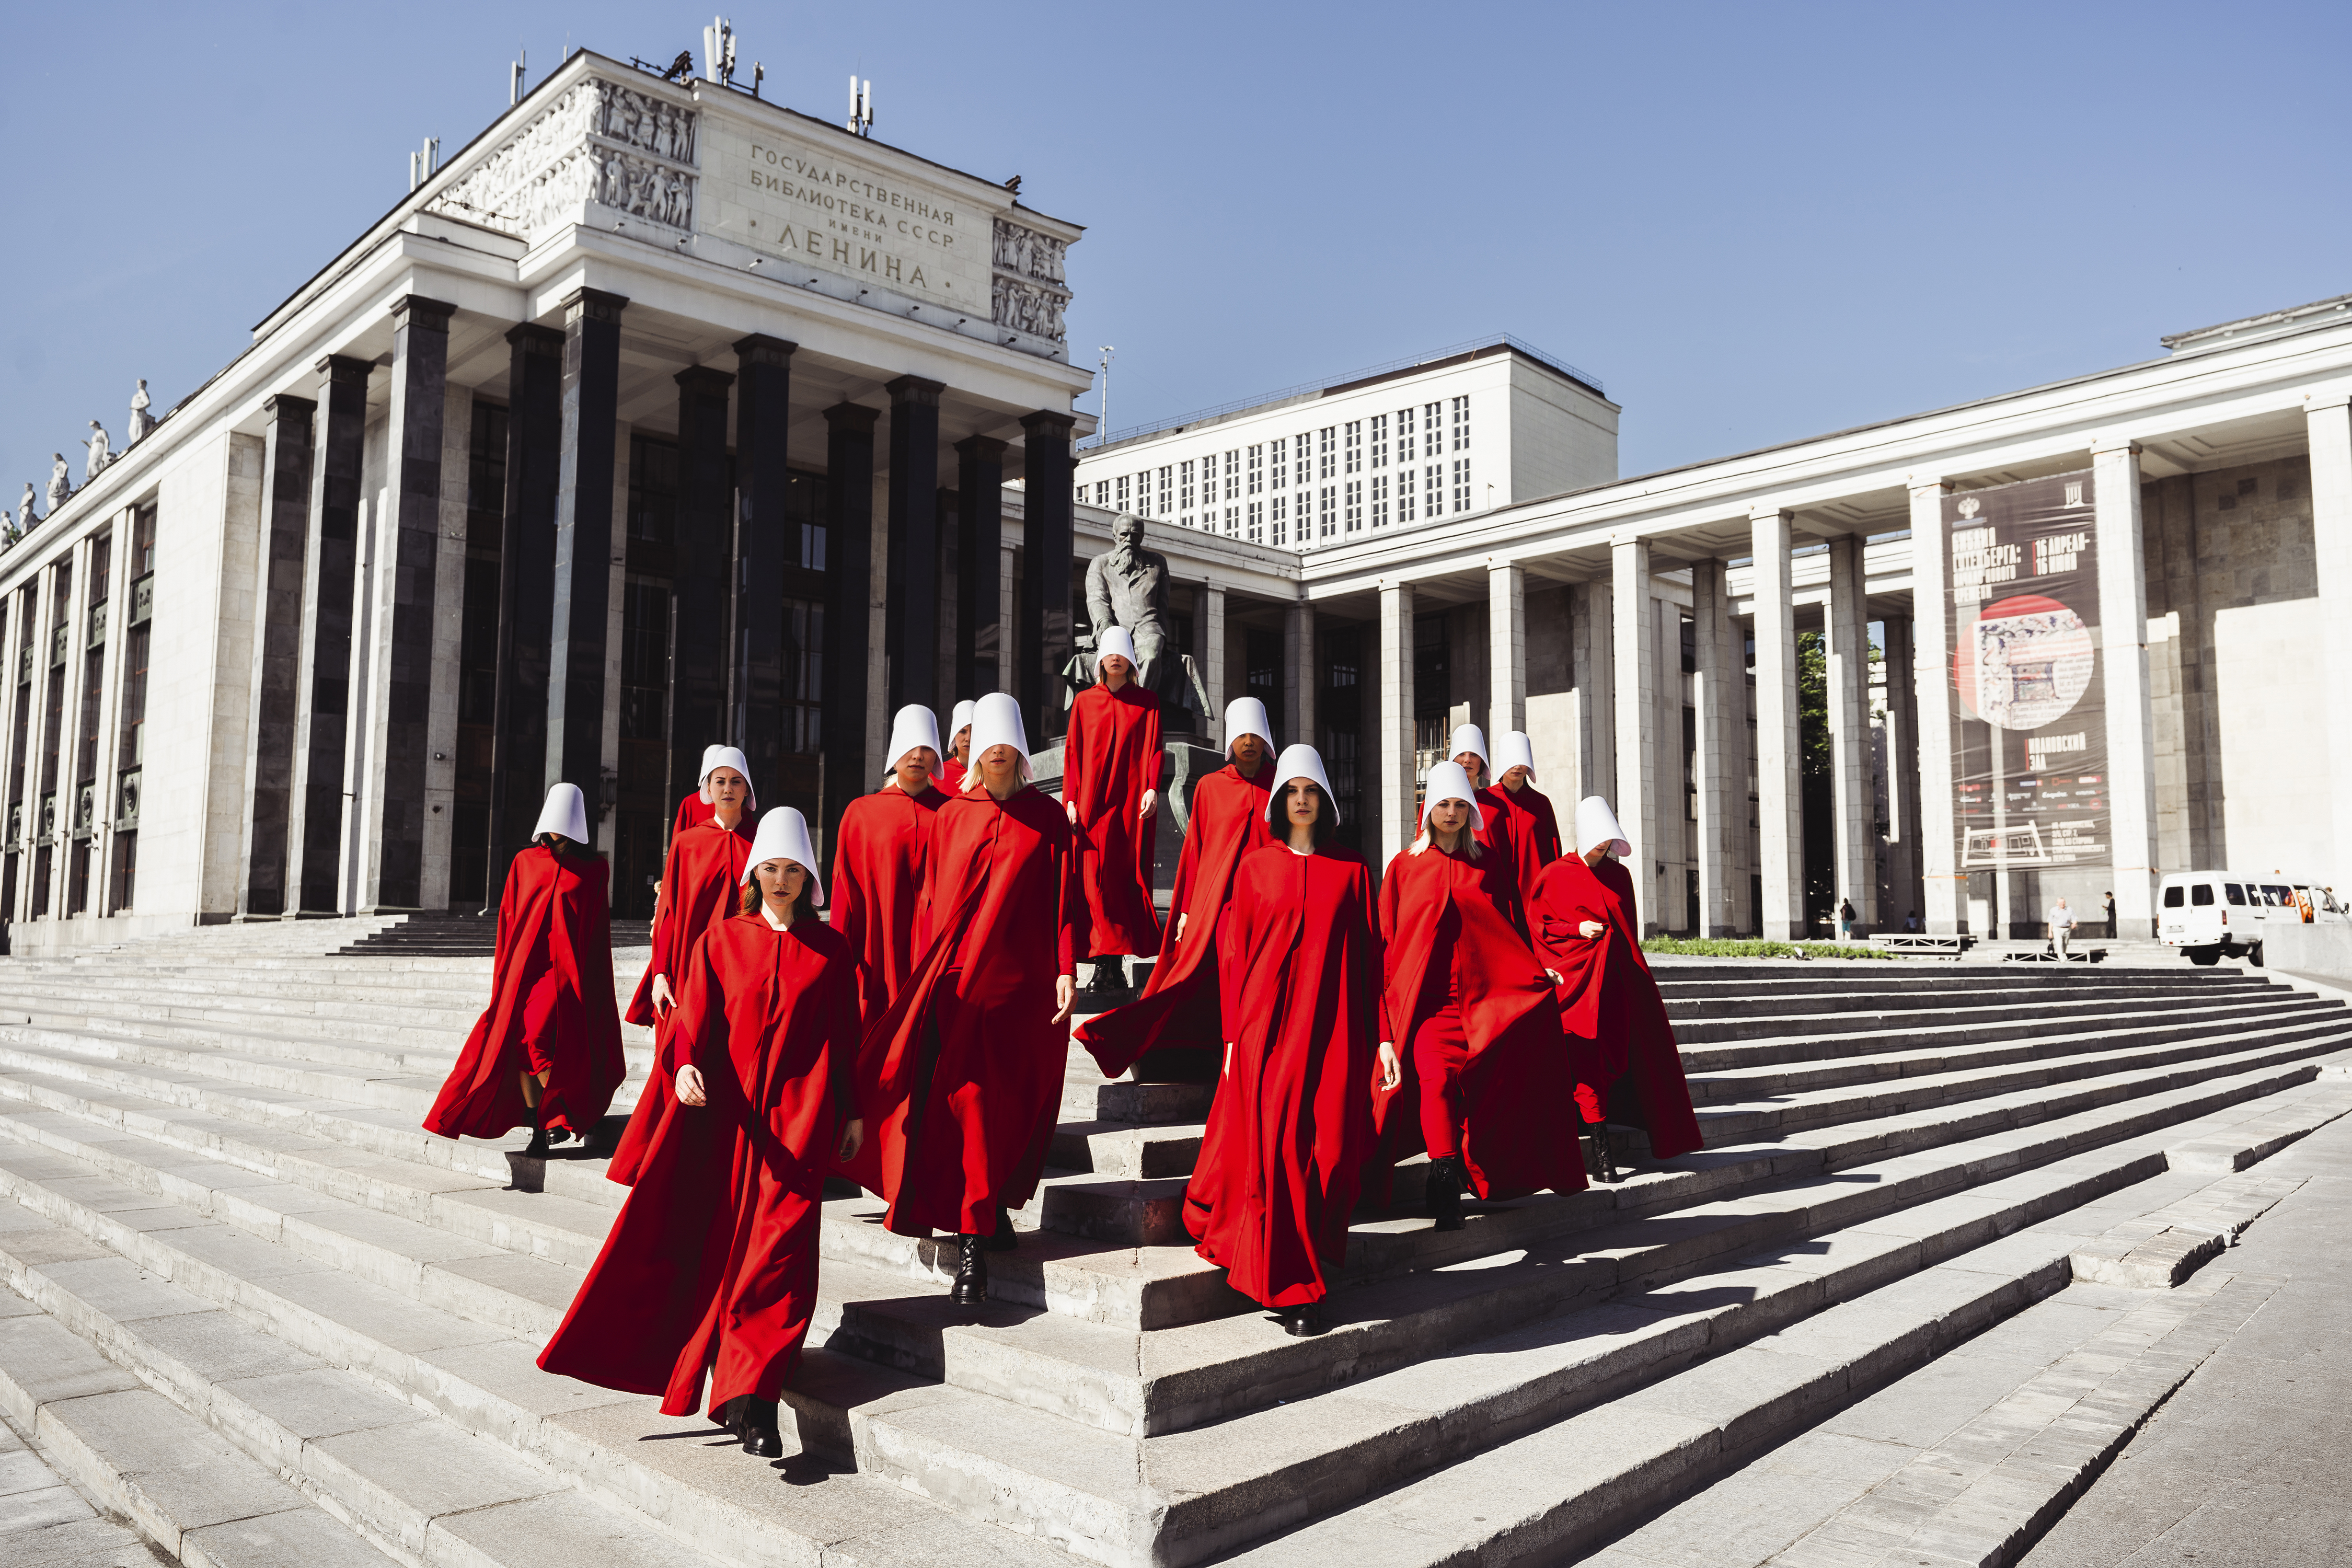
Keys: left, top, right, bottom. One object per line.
{"left": 840, "top": 785, "right": 1079, "bottom": 1236}
{"left": 1074, "top": 760, "right": 1275, "bottom": 1078}
{"left": 1527, "top": 854, "right": 1705, "bottom": 1159}
{"left": 424, "top": 844, "right": 626, "bottom": 1142}
{"left": 1063, "top": 680, "right": 1163, "bottom": 958}
{"left": 671, "top": 789, "right": 717, "bottom": 836}
{"left": 1417, "top": 787, "right": 1526, "bottom": 932}
{"left": 538, "top": 913, "right": 858, "bottom": 1418}
{"left": 938, "top": 755, "right": 967, "bottom": 794}
{"left": 830, "top": 782, "right": 947, "bottom": 1025}
{"left": 1373, "top": 841, "right": 1585, "bottom": 1203}
{"left": 1490, "top": 781, "right": 1563, "bottom": 908}
{"left": 1185, "top": 843, "right": 1384, "bottom": 1309}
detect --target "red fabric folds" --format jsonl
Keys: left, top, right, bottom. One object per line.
{"left": 1527, "top": 855, "right": 1704, "bottom": 1159}
{"left": 1063, "top": 681, "right": 1163, "bottom": 959}
{"left": 424, "top": 845, "right": 626, "bottom": 1142}
{"left": 1074, "top": 762, "right": 1274, "bottom": 1078}
{"left": 937, "top": 756, "right": 967, "bottom": 795}
{"left": 1490, "top": 781, "right": 1563, "bottom": 906}
{"left": 837, "top": 785, "right": 1079, "bottom": 1236}
{"left": 1418, "top": 786, "right": 1526, "bottom": 933}
{"left": 1372, "top": 841, "right": 1584, "bottom": 1202}
{"left": 829, "top": 783, "right": 947, "bottom": 1026}
{"left": 1185, "top": 844, "right": 1383, "bottom": 1309}
{"left": 624, "top": 809, "right": 754, "bottom": 1027}
{"left": 671, "top": 789, "right": 716, "bottom": 836}
{"left": 538, "top": 914, "right": 857, "bottom": 1418}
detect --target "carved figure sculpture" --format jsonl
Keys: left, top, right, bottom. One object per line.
{"left": 129, "top": 380, "right": 156, "bottom": 442}
{"left": 1083, "top": 514, "right": 1174, "bottom": 696}
{"left": 18, "top": 483, "right": 35, "bottom": 529}
{"left": 47, "top": 455, "right": 71, "bottom": 513}
{"left": 85, "top": 422, "right": 110, "bottom": 481}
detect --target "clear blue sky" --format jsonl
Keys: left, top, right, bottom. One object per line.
{"left": 6, "top": 2, "right": 2350, "bottom": 501}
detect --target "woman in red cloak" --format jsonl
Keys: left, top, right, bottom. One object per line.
{"left": 1186, "top": 744, "right": 1398, "bottom": 1336}
{"left": 539, "top": 808, "right": 861, "bottom": 1460}
{"left": 1417, "top": 723, "right": 1524, "bottom": 932}
{"left": 831, "top": 705, "right": 947, "bottom": 1025}
{"left": 1375, "top": 760, "right": 1584, "bottom": 1228}
{"left": 612, "top": 749, "right": 757, "bottom": 1181}
{"left": 627, "top": 746, "right": 756, "bottom": 1027}
{"left": 937, "top": 698, "right": 974, "bottom": 795}
{"left": 424, "top": 784, "right": 625, "bottom": 1157}
{"left": 1488, "top": 729, "right": 1563, "bottom": 907}
{"left": 1075, "top": 696, "right": 1277, "bottom": 1081}
{"left": 843, "top": 693, "right": 1078, "bottom": 1307}
{"left": 1527, "top": 794, "right": 1705, "bottom": 1183}
{"left": 1063, "top": 625, "right": 1163, "bottom": 1005}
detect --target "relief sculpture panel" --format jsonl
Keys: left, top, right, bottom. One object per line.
{"left": 992, "top": 217, "right": 1072, "bottom": 342}
{"left": 432, "top": 76, "right": 698, "bottom": 239}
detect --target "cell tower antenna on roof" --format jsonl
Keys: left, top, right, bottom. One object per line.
{"left": 703, "top": 17, "right": 736, "bottom": 85}
{"left": 510, "top": 45, "right": 526, "bottom": 105}
{"left": 847, "top": 75, "right": 873, "bottom": 135}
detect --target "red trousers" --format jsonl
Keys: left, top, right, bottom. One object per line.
{"left": 1412, "top": 1004, "right": 1470, "bottom": 1157}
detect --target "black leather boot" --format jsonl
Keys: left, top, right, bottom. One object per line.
{"left": 716, "top": 1395, "right": 747, "bottom": 1441}
{"left": 739, "top": 1397, "right": 782, "bottom": 1458}
{"left": 1279, "top": 1301, "right": 1325, "bottom": 1337}
{"left": 1425, "top": 1154, "right": 1467, "bottom": 1231}
{"left": 985, "top": 1203, "right": 1019, "bottom": 1252}
{"left": 951, "top": 1235, "right": 988, "bottom": 1306}
{"left": 521, "top": 1100, "right": 550, "bottom": 1160}
{"left": 1584, "top": 1113, "right": 1620, "bottom": 1185}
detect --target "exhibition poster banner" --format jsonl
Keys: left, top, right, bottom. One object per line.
{"left": 1945, "top": 469, "right": 2112, "bottom": 869}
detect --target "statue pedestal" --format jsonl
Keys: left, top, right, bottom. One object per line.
{"left": 1030, "top": 736, "right": 1224, "bottom": 906}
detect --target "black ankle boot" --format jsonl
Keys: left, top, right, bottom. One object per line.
{"left": 739, "top": 1397, "right": 782, "bottom": 1458}
{"left": 985, "top": 1203, "right": 1018, "bottom": 1252}
{"left": 1279, "top": 1301, "right": 1325, "bottom": 1337}
{"left": 716, "top": 1395, "right": 747, "bottom": 1440}
{"left": 951, "top": 1235, "right": 988, "bottom": 1306}
{"left": 522, "top": 1104, "right": 550, "bottom": 1160}
{"left": 1426, "top": 1154, "right": 1467, "bottom": 1231}
{"left": 1583, "top": 1115, "right": 1620, "bottom": 1185}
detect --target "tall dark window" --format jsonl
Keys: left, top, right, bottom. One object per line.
{"left": 451, "top": 400, "right": 507, "bottom": 910}
{"left": 1321, "top": 626, "right": 1364, "bottom": 851}
{"left": 1244, "top": 629, "right": 1281, "bottom": 714}
{"left": 1412, "top": 611, "right": 1452, "bottom": 788}
{"left": 110, "top": 506, "right": 155, "bottom": 913}
{"left": 31, "top": 560, "right": 72, "bottom": 918}
{"left": 3, "top": 585, "right": 34, "bottom": 927}
{"left": 66, "top": 533, "right": 110, "bottom": 915}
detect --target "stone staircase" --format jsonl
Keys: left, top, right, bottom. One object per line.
{"left": 0, "top": 922, "right": 2347, "bottom": 1567}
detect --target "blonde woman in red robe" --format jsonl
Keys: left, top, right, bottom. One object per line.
{"left": 627, "top": 746, "right": 756, "bottom": 1026}
{"left": 937, "top": 698, "right": 974, "bottom": 795}
{"left": 425, "top": 784, "right": 625, "bottom": 1158}
{"left": 845, "top": 693, "right": 1078, "bottom": 1307}
{"left": 1063, "top": 624, "right": 1163, "bottom": 1006}
{"left": 539, "top": 808, "right": 860, "bottom": 1460}
{"left": 1186, "top": 745, "right": 1398, "bottom": 1336}
{"left": 1075, "top": 696, "right": 1277, "bottom": 1081}
{"left": 1488, "top": 729, "right": 1564, "bottom": 909}
{"left": 1375, "top": 760, "right": 1584, "bottom": 1229}
{"left": 831, "top": 705, "right": 947, "bottom": 1026}
{"left": 1527, "top": 795, "right": 1704, "bottom": 1184}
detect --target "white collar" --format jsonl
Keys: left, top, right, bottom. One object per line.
{"left": 759, "top": 904, "right": 792, "bottom": 930}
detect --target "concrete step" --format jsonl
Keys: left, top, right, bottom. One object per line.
{"left": 1665, "top": 982, "right": 2284, "bottom": 1047}
{"left": 0, "top": 1397, "right": 171, "bottom": 1567}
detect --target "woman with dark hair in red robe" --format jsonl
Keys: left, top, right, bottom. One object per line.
{"left": 844, "top": 693, "right": 1078, "bottom": 1307}
{"left": 1528, "top": 795, "right": 1705, "bottom": 1183}
{"left": 1417, "top": 723, "right": 1525, "bottom": 934}
{"left": 425, "top": 784, "right": 626, "bottom": 1158}
{"left": 1186, "top": 744, "right": 1398, "bottom": 1336}
{"left": 1375, "top": 760, "right": 1584, "bottom": 1229}
{"left": 539, "top": 809, "right": 860, "bottom": 1460}
{"left": 1488, "top": 729, "right": 1564, "bottom": 907}
{"left": 1063, "top": 625, "right": 1163, "bottom": 1005}
{"left": 1075, "top": 696, "right": 1277, "bottom": 1082}
{"left": 831, "top": 706, "right": 947, "bottom": 1025}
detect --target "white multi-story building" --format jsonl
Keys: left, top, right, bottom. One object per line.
{"left": 1072, "top": 338, "right": 1619, "bottom": 550}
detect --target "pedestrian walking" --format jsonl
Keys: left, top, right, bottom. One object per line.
{"left": 2048, "top": 895, "right": 2077, "bottom": 961}
{"left": 1838, "top": 898, "right": 1857, "bottom": 940}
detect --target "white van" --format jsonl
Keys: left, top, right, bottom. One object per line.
{"left": 2157, "top": 871, "right": 2263, "bottom": 965}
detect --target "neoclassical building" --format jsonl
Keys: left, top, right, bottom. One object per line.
{"left": 5, "top": 44, "right": 2348, "bottom": 951}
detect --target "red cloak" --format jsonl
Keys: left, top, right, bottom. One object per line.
{"left": 1063, "top": 680, "right": 1163, "bottom": 959}
{"left": 1186, "top": 844, "right": 1383, "bottom": 1309}
{"left": 1490, "top": 781, "right": 1563, "bottom": 907}
{"left": 1418, "top": 786, "right": 1526, "bottom": 934}
{"left": 1373, "top": 841, "right": 1584, "bottom": 1202}
{"left": 672, "top": 789, "right": 717, "bottom": 836}
{"left": 1074, "top": 761, "right": 1275, "bottom": 1078}
{"left": 424, "top": 844, "right": 626, "bottom": 1141}
{"left": 938, "top": 755, "right": 967, "bottom": 794}
{"left": 838, "top": 785, "right": 1078, "bottom": 1236}
{"left": 537, "top": 913, "right": 858, "bottom": 1418}
{"left": 829, "top": 782, "right": 947, "bottom": 1026}
{"left": 1527, "top": 855, "right": 1704, "bottom": 1159}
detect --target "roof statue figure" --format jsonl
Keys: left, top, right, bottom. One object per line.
{"left": 46, "top": 455, "right": 71, "bottom": 513}
{"left": 17, "top": 483, "right": 36, "bottom": 531}
{"left": 129, "top": 379, "right": 156, "bottom": 443}
{"left": 86, "top": 422, "right": 110, "bottom": 481}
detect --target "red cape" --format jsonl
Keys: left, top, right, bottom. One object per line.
{"left": 1490, "top": 781, "right": 1563, "bottom": 907}
{"left": 938, "top": 755, "right": 967, "bottom": 794}
{"left": 1528, "top": 855, "right": 1704, "bottom": 1159}
{"left": 1373, "top": 840, "right": 1584, "bottom": 1202}
{"left": 1063, "top": 680, "right": 1163, "bottom": 958}
{"left": 625, "top": 812, "right": 756, "bottom": 1027}
{"left": 1186, "top": 844, "right": 1383, "bottom": 1309}
{"left": 1419, "top": 786, "right": 1526, "bottom": 935}
{"left": 829, "top": 783, "right": 947, "bottom": 1027}
{"left": 673, "top": 789, "right": 717, "bottom": 836}
{"left": 538, "top": 914, "right": 857, "bottom": 1418}
{"left": 838, "top": 785, "right": 1079, "bottom": 1236}
{"left": 1074, "top": 761, "right": 1275, "bottom": 1077}
{"left": 424, "top": 844, "right": 625, "bottom": 1140}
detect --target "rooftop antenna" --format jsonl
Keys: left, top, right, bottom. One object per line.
{"left": 702, "top": 17, "right": 736, "bottom": 85}
{"left": 751, "top": 61, "right": 764, "bottom": 98}
{"left": 510, "top": 45, "right": 526, "bottom": 105}
{"left": 408, "top": 136, "right": 441, "bottom": 193}
{"left": 847, "top": 75, "right": 873, "bottom": 136}
{"left": 1096, "top": 346, "right": 1115, "bottom": 447}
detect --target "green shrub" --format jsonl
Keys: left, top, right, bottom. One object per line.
{"left": 1640, "top": 936, "right": 1898, "bottom": 961}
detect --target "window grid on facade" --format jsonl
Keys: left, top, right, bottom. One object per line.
{"left": 1225, "top": 504, "right": 1239, "bottom": 537}
{"left": 1318, "top": 427, "right": 1335, "bottom": 481}
{"left": 1399, "top": 406, "right": 1416, "bottom": 463}
{"left": 1344, "top": 479, "right": 1363, "bottom": 532}
{"left": 1343, "top": 421, "right": 1362, "bottom": 475}
{"left": 1247, "top": 444, "right": 1263, "bottom": 496}
{"left": 1296, "top": 434, "right": 1313, "bottom": 489}
{"left": 1451, "top": 394, "right": 1471, "bottom": 451}
{"left": 1157, "top": 466, "right": 1171, "bottom": 516}
{"left": 1453, "top": 457, "right": 1472, "bottom": 512}
{"left": 1271, "top": 493, "right": 1288, "bottom": 547}
{"left": 1270, "top": 437, "right": 1287, "bottom": 490}
{"left": 1371, "top": 474, "right": 1389, "bottom": 528}
{"left": 1179, "top": 459, "right": 1195, "bottom": 522}
{"left": 1397, "top": 471, "right": 1416, "bottom": 524}
{"left": 1225, "top": 451, "right": 1241, "bottom": 502}
{"left": 1370, "top": 413, "right": 1388, "bottom": 469}
{"left": 1425, "top": 464, "right": 1444, "bottom": 515}
{"left": 1318, "top": 485, "right": 1335, "bottom": 539}
{"left": 1094, "top": 480, "right": 1110, "bottom": 507}
{"left": 1247, "top": 499, "right": 1263, "bottom": 544}
{"left": 1115, "top": 474, "right": 1129, "bottom": 510}
{"left": 1423, "top": 403, "right": 1442, "bottom": 454}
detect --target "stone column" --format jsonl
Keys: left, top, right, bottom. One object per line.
{"left": 1751, "top": 508, "right": 1803, "bottom": 940}
{"left": 1488, "top": 560, "right": 1526, "bottom": 741}
{"left": 2093, "top": 442, "right": 2158, "bottom": 937}
{"left": 2305, "top": 396, "right": 2352, "bottom": 893}
{"left": 1202, "top": 584, "right": 1228, "bottom": 743}
{"left": 955, "top": 435, "right": 1005, "bottom": 701}
{"left": 547, "top": 289, "right": 626, "bottom": 812}
{"left": 1378, "top": 581, "right": 1417, "bottom": 865}
{"left": 483, "top": 324, "right": 564, "bottom": 910}
{"left": 665, "top": 367, "right": 734, "bottom": 824}
{"left": 285, "top": 354, "right": 370, "bottom": 916}
{"left": 727, "top": 333, "right": 794, "bottom": 809}
{"left": 1691, "top": 557, "right": 1747, "bottom": 935}
{"left": 884, "top": 376, "right": 945, "bottom": 714}
{"left": 237, "top": 391, "right": 316, "bottom": 917}
{"left": 1825, "top": 533, "right": 1875, "bottom": 927}
{"left": 821, "top": 403, "right": 879, "bottom": 855}
{"left": 1285, "top": 602, "right": 1317, "bottom": 747}
{"left": 1910, "top": 479, "right": 1959, "bottom": 934}
{"left": 1611, "top": 538, "right": 1656, "bottom": 931}
{"left": 1020, "top": 412, "right": 1077, "bottom": 746}
{"left": 1571, "top": 579, "right": 1615, "bottom": 807}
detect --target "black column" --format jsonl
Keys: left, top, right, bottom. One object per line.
{"left": 672, "top": 365, "right": 735, "bottom": 814}
{"left": 1020, "top": 411, "right": 1076, "bottom": 744}
{"left": 884, "top": 376, "right": 945, "bottom": 714}
{"left": 955, "top": 435, "right": 1005, "bottom": 701}
{"left": 731, "top": 334, "right": 796, "bottom": 809}
{"left": 547, "top": 287, "right": 627, "bottom": 805}
{"left": 821, "top": 402, "right": 879, "bottom": 860}
{"left": 240, "top": 391, "right": 315, "bottom": 917}
{"left": 290, "top": 354, "right": 370, "bottom": 915}
{"left": 485, "top": 323, "right": 563, "bottom": 908}
{"left": 374, "top": 294, "right": 454, "bottom": 910}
